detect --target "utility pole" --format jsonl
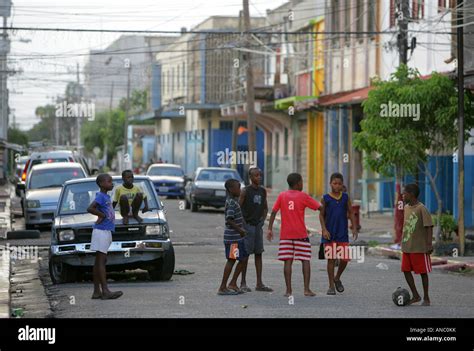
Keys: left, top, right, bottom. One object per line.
{"left": 231, "top": 10, "right": 243, "bottom": 169}
{"left": 242, "top": 0, "right": 257, "bottom": 160}
{"left": 76, "top": 62, "right": 82, "bottom": 150}
{"left": 397, "top": 0, "right": 410, "bottom": 65}
{"left": 124, "top": 59, "right": 132, "bottom": 171}
{"left": 457, "top": 0, "right": 465, "bottom": 256}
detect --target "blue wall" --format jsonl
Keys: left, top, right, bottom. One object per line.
{"left": 453, "top": 155, "right": 474, "bottom": 228}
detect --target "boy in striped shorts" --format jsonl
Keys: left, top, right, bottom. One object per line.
{"left": 267, "top": 173, "right": 322, "bottom": 297}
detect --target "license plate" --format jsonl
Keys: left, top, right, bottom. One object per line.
{"left": 215, "top": 190, "right": 226, "bottom": 197}
{"left": 158, "top": 187, "right": 169, "bottom": 192}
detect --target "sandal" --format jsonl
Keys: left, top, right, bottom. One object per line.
{"left": 326, "top": 288, "right": 336, "bottom": 295}
{"left": 255, "top": 285, "right": 273, "bottom": 292}
{"left": 240, "top": 286, "right": 252, "bottom": 293}
{"left": 334, "top": 279, "right": 344, "bottom": 293}
{"left": 91, "top": 292, "right": 102, "bottom": 299}
{"left": 101, "top": 291, "right": 123, "bottom": 300}
{"left": 217, "top": 289, "right": 239, "bottom": 296}
{"left": 228, "top": 287, "right": 245, "bottom": 294}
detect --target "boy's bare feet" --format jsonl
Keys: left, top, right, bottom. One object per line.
{"left": 101, "top": 291, "right": 123, "bottom": 300}
{"left": 133, "top": 214, "right": 143, "bottom": 223}
{"left": 408, "top": 295, "right": 421, "bottom": 305}
{"left": 91, "top": 292, "right": 102, "bottom": 299}
{"left": 122, "top": 216, "right": 129, "bottom": 225}
{"left": 304, "top": 289, "right": 316, "bottom": 297}
{"left": 421, "top": 299, "right": 431, "bottom": 306}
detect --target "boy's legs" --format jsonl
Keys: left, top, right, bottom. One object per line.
{"left": 240, "top": 258, "right": 249, "bottom": 289}
{"left": 335, "top": 260, "right": 348, "bottom": 282}
{"left": 92, "top": 253, "right": 103, "bottom": 298}
{"left": 403, "top": 271, "right": 421, "bottom": 304}
{"left": 229, "top": 257, "right": 248, "bottom": 291}
{"left": 327, "top": 259, "right": 336, "bottom": 289}
{"left": 420, "top": 273, "right": 430, "bottom": 306}
{"left": 283, "top": 260, "right": 293, "bottom": 297}
{"left": 219, "top": 259, "right": 236, "bottom": 292}
{"left": 301, "top": 260, "right": 315, "bottom": 296}
{"left": 131, "top": 192, "right": 144, "bottom": 222}
{"left": 119, "top": 195, "right": 130, "bottom": 224}
{"left": 255, "top": 253, "right": 263, "bottom": 287}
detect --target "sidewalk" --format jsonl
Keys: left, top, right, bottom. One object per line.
{"left": 0, "top": 182, "right": 12, "bottom": 318}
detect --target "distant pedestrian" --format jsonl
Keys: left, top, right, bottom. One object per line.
{"left": 319, "top": 173, "right": 358, "bottom": 296}
{"left": 218, "top": 179, "right": 249, "bottom": 295}
{"left": 401, "top": 183, "right": 433, "bottom": 306}
{"left": 87, "top": 173, "right": 123, "bottom": 300}
{"left": 238, "top": 167, "right": 273, "bottom": 292}
{"left": 267, "top": 173, "right": 321, "bottom": 297}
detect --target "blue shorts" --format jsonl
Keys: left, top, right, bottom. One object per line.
{"left": 224, "top": 240, "right": 249, "bottom": 261}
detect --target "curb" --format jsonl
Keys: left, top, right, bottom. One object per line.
{"left": 0, "top": 249, "right": 10, "bottom": 319}
{"left": 367, "top": 245, "right": 474, "bottom": 273}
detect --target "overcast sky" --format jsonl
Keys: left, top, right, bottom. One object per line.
{"left": 7, "top": 0, "right": 288, "bottom": 130}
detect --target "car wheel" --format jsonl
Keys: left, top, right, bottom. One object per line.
{"left": 191, "top": 198, "right": 199, "bottom": 212}
{"left": 49, "top": 259, "right": 79, "bottom": 284}
{"left": 148, "top": 244, "right": 175, "bottom": 281}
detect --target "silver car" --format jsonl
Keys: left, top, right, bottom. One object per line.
{"left": 22, "top": 162, "right": 87, "bottom": 229}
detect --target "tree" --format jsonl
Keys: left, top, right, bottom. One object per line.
{"left": 354, "top": 65, "right": 474, "bottom": 243}
{"left": 8, "top": 127, "right": 28, "bottom": 147}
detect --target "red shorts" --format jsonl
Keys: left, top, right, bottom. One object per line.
{"left": 401, "top": 253, "right": 432, "bottom": 274}
{"left": 278, "top": 238, "right": 311, "bottom": 261}
{"left": 323, "top": 242, "right": 351, "bottom": 262}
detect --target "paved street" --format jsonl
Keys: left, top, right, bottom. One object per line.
{"left": 15, "top": 198, "right": 470, "bottom": 319}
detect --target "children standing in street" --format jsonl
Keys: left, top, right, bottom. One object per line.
{"left": 112, "top": 170, "right": 149, "bottom": 224}
{"left": 267, "top": 173, "right": 321, "bottom": 297}
{"left": 218, "top": 179, "right": 249, "bottom": 295}
{"left": 239, "top": 167, "right": 273, "bottom": 293}
{"left": 401, "top": 183, "right": 434, "bottom": 306}
{"left": 87, "top": 173, "right": 123, "bottom": 300}
{"left": 319, "top": 173, "right": 358, "bottom": 295}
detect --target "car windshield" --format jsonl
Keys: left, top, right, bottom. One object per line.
{"left": 58, "top": 179, "right": 160, "bottom": 215}
{"left": 147, "top": 167, "right": 184, "bottom": 177}
{"left": 29, "top": 168, "right": 86, "bottom": 189}
{"left": 196, "top": 169, "right": 242, "bottom": 182}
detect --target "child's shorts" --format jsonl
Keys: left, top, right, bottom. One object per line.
{"left": 401, "top": 253, "right": 432, "bottom": 274}
{"left": 90, "top": 228, "right": 112, "bottom": 254}
{"left": 278, "top": 238, "right": 311, "bottom": 261}
{"left": 224, "top": 240, "right": 249, "bottom": 261}
{"left": 323, "top": 242, "right": 351, "bottom": 262}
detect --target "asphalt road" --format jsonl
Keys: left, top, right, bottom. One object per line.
{"left": 12, "top": 198, "right": 470, "bottom": 318}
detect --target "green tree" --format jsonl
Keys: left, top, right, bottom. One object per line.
{"left": 7, "top": 127, "right": 29, "bottom": 146}
{"left": 353, "top": 65, "right": 474, "bottom": 242}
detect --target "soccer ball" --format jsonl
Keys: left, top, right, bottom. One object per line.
{"left": 392, "top": 287, "right": 410, "bottom": 306}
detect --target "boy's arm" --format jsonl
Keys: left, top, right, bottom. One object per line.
{"left": 142, "top": 197, "right": 149, "bottom": 212}
{"left": 319, "top": 198, "right": 330, "bottom": 240}
{"left": 238, "top": 187, "right": 246, "bottom": 208}
{"left": 267, "top": 210, "right": 277, "bottom": 242}
{"left": 226, "top": 219, "right": 246, "bottom": 237}
{"left": 426, "top": 225, "right": 434, "bottom": 254}
{"left": 347, "top": 196, "right": 358, "bottom": 241}
{"left": 87, "top": 201, "right": 105, "bottom": 224}
{"left": 262, "top": 190, "right": 268, "bottom": 223}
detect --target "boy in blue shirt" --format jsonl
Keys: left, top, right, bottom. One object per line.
{"left": 319, "top": 173, "right": 358, "bottom": 295}
{"left": 87, "top": 173, "right": 123, "bottom": 300}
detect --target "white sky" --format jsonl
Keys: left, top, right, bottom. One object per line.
{"left": 7, "top": 0, "right": 288, "bottom": 130}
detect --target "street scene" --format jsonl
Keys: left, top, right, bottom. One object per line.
{"left": 0, "top": 0, "right": 473, "bottom": 342}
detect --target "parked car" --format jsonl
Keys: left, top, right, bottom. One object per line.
{"left": 20, "top": 162, "right": 87, "bottom": 229}
{"left": 14, "top": 155, "right": 29, "bottom": 197}
{"left": 146, "top": 163, "right": 187, "bottom": 199}
{"left": 184, "top": 167, "right": 245, "bottom": 212}
{"left": 49, "top": 176, "right": 175, "bottom": 283}
{"left": 17, "top": 150, "right": 97, "bottom": 214}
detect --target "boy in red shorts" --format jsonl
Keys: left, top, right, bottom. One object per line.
{"left": 401, "top": 183, "right": 434, "bottom": 306}
{"left": 267, "top": 173, "right": 322, "bottom": 297}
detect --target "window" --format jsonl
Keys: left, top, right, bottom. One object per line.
{"left": 390, "top": 0, "right": 396, "bottom": 27}
{"left": 201, "top": 129, "right": 205, "bottom": 153}
{"left": 368, "top": 0, "right": 376, "bottom": 37}
{"left": 356, "top": 0, "right": 364, "bottom": 41}
{"left": 284, "top": 128, "right": 289, "bottom": 156}
{"left": 344, "top": 0, "right": 351, "bottom": 43}
{"left": 275, "top": 132, "right": 280, "bottom": 168}
{"left": 412, "top": 0, "right": 424, "bottom": 19}
{"left": 331, "top": 0, "right": 340, "bottom": 47}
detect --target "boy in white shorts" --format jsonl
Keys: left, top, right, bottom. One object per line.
{"left": 87, "top": 173, "right": 123, "bottom": 300}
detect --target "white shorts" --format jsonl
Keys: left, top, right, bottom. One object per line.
{"left": 90, "top": 228, "right": 112, "bottom": 254}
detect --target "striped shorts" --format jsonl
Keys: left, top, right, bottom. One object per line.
{"left": 278, "top": 238, "right": 312, "bottom": 261}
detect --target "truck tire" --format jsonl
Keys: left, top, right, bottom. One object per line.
{"left": 49, "top": 258, "right": 79, "bottom": 284}
{"left": 148, "top": 244, "right": 175, "bottom": 281}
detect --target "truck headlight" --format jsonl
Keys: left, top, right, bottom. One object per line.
{"left": 59, "top": 230, "right": 75, "bottom": 241}
{"left": 146, "top": 224, "right": 169, "bottom": 237}
{"left": 27, "top": 200, "right": 41, "bottom": 208}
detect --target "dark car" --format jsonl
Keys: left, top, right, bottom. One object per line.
{"left": 49, "top": 176, "right": 175, "bottom": 283}
{"left": 146, "top": 163, "right": 186, "bottom": 199}
{"left": 184, "top": 167, "right": 245, "bottom": 212}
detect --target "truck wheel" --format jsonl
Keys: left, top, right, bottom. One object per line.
{"left": 49, "top": 259, "right": 79, "bottom": 284}
{"left": 148, "top": 244, "right": 175, "bottom": 281}
{"left": 191, "top": 199, "right": 199, "bottom": 212}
